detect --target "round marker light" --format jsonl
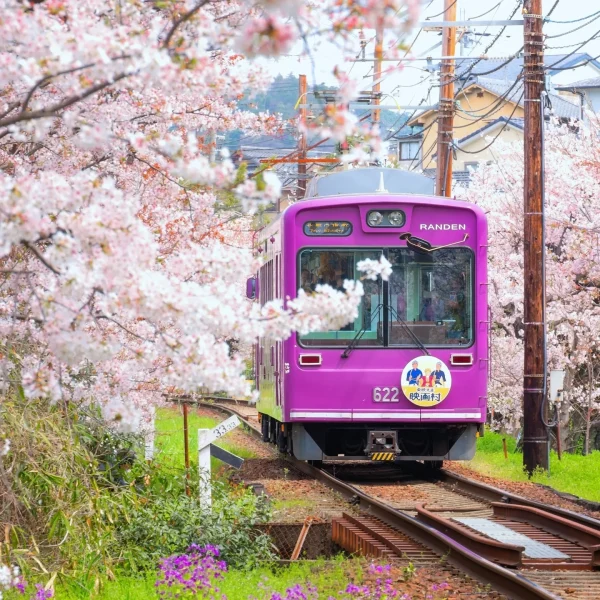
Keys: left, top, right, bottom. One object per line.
{"left": 367, "top": 211, "right": 383, "bottom": 226}
{"left": 388, "top": 211, "right": 405, "bottom": 226}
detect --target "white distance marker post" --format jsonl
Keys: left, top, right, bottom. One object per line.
{"left": 197, "top": 415, "right": 241, "bottom": 508}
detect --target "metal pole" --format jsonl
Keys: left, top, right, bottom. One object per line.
{"left": 298, "top": 74, "right": 307, "bottom": 198}
{"left": 523, "top": 0, "right": 548, "bottom": 474}
{"left": 435, "top": 0, "right": 458, "bottom": 197}
{"left": 183, "top": 403, "right": 191, "bottom": 496}
{"left": 372, "top": 26, "right": 384, "bottom": 125}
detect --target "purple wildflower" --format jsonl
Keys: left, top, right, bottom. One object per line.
{"left": 155, "top": 545, "right": 228, "bottom": 599}
{"left": 30, "top": 584, "right": 53, "bottom": 600}
{"left": 14, "top": 577, "right": 27, "bottom": 595}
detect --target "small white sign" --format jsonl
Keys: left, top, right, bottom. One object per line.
{"left": 198, "top": 415, "right": 241, "bottom": 449}
{"left": 198, "top": 415, "right": 241, "bottom": 508}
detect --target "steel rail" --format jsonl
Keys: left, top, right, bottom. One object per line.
{"left": 438, "top": 469, "right": 600, "bottom": 531}
{"left": 201, "top": 401, "right": 559, "bottom": 600}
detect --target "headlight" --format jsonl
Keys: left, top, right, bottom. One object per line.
{"left": 367, "top": 211, "right": 383, "bottom": 227}
{"left": 388, "top": 211, "right": 405, "bottom": 226}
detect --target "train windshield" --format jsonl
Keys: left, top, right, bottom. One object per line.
{"left": 298, "top": 247, "right": 473, "bottom": 348}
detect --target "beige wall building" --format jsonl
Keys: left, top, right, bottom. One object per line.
{"left": 393, "top": 54, "right": 598, "bottom": 181}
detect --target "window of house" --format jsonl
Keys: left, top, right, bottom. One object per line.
{"left": 399, "top": 141, "right": 421, "bottom": 161}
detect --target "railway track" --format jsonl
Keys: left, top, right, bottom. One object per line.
{"left": 202, "top": 400, "right": 600, "bottom": 600}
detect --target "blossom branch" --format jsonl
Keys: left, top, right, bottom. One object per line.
{"left": 162, "top": 0, "right": 213, "bottom": 49}
{"left": 0, "top": 72, "right": 131, "bottom": 129}
{"left": 21, "top": 241, "right": 60, "bottom": 275}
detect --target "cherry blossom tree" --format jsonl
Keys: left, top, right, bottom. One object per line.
{"left": 0, "top": 0, "right": 419, "bottom": 433}
{"left": 461, "top": 119, "right": 600, "bottom": 452}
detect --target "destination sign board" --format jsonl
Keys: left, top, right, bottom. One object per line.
{"left": 303, "top": 221, "right": 352, "bottom": 236}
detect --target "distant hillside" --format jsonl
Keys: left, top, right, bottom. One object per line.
{"left": 223, "top": 74, "right": 409, "bottom": 151}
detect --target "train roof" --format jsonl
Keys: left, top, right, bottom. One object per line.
{"left": 304, "top": 167, "right": 434, "bottom": 198}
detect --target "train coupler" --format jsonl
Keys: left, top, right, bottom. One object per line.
{"left": 366, "top": 430, "right": 399, "bottom": 461}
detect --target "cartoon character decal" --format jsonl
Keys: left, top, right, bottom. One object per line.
{"left": 401, "top": 356, "right": 452, "bottom": 407}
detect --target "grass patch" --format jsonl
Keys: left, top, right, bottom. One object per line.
{"left": 467, "top": 429, "right": 600, "bottom": 501}
{"left": 54, "top": 558, "right": 362, "bottom": 600}
{"left": 272, "top": 498, "right": 314, "bottom": 511}
{"left": 155, "top": 407, "right": 256, "bottom": 475}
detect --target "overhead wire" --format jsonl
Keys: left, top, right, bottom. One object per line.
{"left": 545, "top": 29, "right": 600, "bottom": 69}
{"left": 546, "top": 32, "right": 600, "bottom": 50}
{"left": 468, "top": 1, "right": 504, "bottom": 21}
{"left": 545, "top": 9, "right": 600, "bottom": 24}
{"left": 424, "top": 0, "right": 459, "bottom": 20}
{"left": 545, "top": 52, "right": 600, "bottom": 72}
{"left": 545, "top": 13, "right": 600, "bottom": 39}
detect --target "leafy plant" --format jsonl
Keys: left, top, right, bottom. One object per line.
{"left": 113, "top": 481, "right": 274, "bottom": 572}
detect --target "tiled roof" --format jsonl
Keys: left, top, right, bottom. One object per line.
{"left": 470, "top": 78, "right": 581, "bottom": 121}
{"left": 423, "top": 168, "right": 471, "bottom": 185}
{"left": 455, "top": 116, "right": 524, "bottom": 148}
{"left": 455, "top": 53, "right": 600, "bottom": 81}
{"left": 555, "top": 77, "right": 600, "bottom": 90}
{"left": 411, "top": 76, "right": 580, "bottom": 123}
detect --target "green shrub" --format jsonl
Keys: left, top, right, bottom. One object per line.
{"left": 0, "top": 396, "right": 273, "bottom": 588}
{"left": 112, "top": 482, "right": 274, "bottom": 572}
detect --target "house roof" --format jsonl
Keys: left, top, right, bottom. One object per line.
{"left": 555, "top": 76, "right": 600, "bottom": 90}
{"left": 423, "top": 168, "right": 470, "bottom": 184}
{"left": 454, "top": 116, "right": 524, "bottom": 149}
{"left": 455, "top": 53, "right": 600, "bottom": 81}
{"left": 409, "top": 76, "right": 581, "bottom": 124}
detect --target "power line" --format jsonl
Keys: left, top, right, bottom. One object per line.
{"left": 545, "top": 13, "right": 600, "bottom": 39}
{"left": 424, "top": 0, "right": 459, "bottom": 20}
{"left": 468, "top": 1, "right": 504, "bottom": 21}
{"left": 545, "top": 52, "right": 600, "bottom": 72}
{"left": 546, "top": 32, "right": 600, "bottom": 50}
{"left": 546, "top": 9, "right": 600, "bottom": 24}
{"left": 545, "top": 29, "right": 600, "bottom": 69}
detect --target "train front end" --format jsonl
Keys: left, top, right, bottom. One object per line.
{"left": 258, "top": 170, "right": 488, "bottom": 464}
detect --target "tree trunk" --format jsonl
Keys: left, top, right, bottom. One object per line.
{"left": 557, "top": 367, "right": 574, "bottom": 453}
{"left": 584, "top": 359, "right": 594, "bottom": 456}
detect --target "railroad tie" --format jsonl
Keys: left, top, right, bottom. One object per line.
{"left": 332, "top": 517, "right": 393, "bottom": 559}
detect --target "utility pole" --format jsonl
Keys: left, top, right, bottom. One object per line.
{"left": 435, "top": 0, "right": 458, "bottom": 197}
{"left": 523, "top": 0, "right": 548, "bottom": 474}
{"left": 372, "top": 26, "right": 384, "bottom": 125}
{"left": 298, "top": 74, "right": 308, "bottom": 198}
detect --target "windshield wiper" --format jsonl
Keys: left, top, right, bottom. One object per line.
{"left": 341, "top": 303, "right": 383, "bottom": 359}
{"left": 341, "top": 303, "right": 431, "bottom": 358}
{"left": 387, "top": 305, "right": 430, "bottom": 356}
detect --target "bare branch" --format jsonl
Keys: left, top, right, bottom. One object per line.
{"left": 0, "top": 72, "right": 131, "bottom": 129}
{"left": 162, "top": 0, "right": 212, "bottom": 49}
{"left": 22, "top": 241, "right": 60, "bottom": 275}
{"left": 82, "top": 153, "right": 113, "bottom": 171}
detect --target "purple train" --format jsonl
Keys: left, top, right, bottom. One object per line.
{"left": 247, "top": 168, "right": 488, "bottom": 466}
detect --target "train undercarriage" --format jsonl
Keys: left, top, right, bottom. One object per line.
{"left": 259, "top": 413, "right": 480, "bottom": 464}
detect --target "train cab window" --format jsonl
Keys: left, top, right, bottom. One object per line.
{"left": 387, "top": 247, "right": 473, "bottom": 347}
{"left": 298, "top": 249, "right": 384, "bottom": 347}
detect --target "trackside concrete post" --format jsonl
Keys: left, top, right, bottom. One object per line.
{"left": 198, "top": 428, "right": 212, "bottom": 508}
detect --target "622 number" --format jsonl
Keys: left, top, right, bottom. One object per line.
{"left": 373, "top": 387, "right": 400, "bottom": 402}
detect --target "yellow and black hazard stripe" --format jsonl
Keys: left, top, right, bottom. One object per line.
{"left": 370, "top": 452, "right": 395, "bottom": 461}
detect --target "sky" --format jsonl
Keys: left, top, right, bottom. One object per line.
{"left": 262, "top": 0, "right": 600, "bottom": 116}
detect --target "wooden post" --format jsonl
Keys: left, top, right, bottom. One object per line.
{"left": 523, "top": 0, "right": 548, "bottom": 474}
{"left": 372, "top": 26, "right": 384, "bottom": 126}
{"left": 502, "top": 438, "right": 508, "bottom": 460}
{"left": 435, "top": 0, "right": 458, "bottom": 197}
{"left": 183, "top": 403, "right": 191, "bottom": 496}
{"left": 298, "top": 74, "right": 307, "bottom": 198}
